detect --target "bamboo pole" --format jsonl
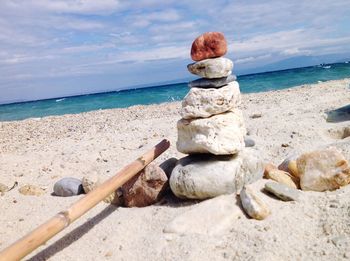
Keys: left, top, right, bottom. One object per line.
{"left": 0, "top": 139, "right": 170, "bottom": 261}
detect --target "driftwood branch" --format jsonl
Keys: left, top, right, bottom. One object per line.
{"left": 0, "top": 139, "right": 170, "bottom": 261}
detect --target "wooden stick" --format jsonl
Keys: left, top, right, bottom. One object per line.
{"left": 0, "top": 139, "right": 170, "bottom": 261}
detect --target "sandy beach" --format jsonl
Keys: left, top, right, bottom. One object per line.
{"left": 1, "top": 78, "right": 350, "bottom": 260}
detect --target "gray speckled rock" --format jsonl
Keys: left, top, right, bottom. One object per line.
{"left": 188, "top": 75, "right": 237, "bottom": 88}
{"left": 187, "top": 57, "right": 233, "bottom": 79}
{"left": 181, "top": 81, "right": 241, "bottom": 119}
{"left": 264, "top": 181, "right": 301, "bottom": 201}
{"left": 169, "top": 148, "right": 264, "bottom": 199}
{"left": 53, "top": 177, "right": 84, "bottom": 197}
{"left": 177, "top": 110, "right": 246, "bottom": 155}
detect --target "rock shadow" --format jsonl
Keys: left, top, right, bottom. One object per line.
{"left": 154, "top": 189, "right": 201, "bottom": 208}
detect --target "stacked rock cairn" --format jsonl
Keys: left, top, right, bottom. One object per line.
{"left": 170, "top": 32, "right": 264, "bottom": 200}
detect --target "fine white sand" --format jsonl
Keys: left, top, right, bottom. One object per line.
{"left": 0, "top": 78, "right": 350, "bottom": 260}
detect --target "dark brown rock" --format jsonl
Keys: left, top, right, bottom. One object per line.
{"left": 121, "top": 162, "right": 168, "bottom": 207}
{"left": 191, "top": 32, "right": 227, "bottom": 61}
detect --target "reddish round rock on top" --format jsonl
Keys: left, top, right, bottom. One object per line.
{"left": 191, "top": 32, "right": 227, "bottom": 61}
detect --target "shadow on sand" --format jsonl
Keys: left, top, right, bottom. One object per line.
{"left": 326, "top": 104, "right": 350, "bottom": 123}
{"left": 27, "top": 204, "right": 117, "bottom": 261}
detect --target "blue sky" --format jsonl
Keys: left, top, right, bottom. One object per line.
{"left": 1, "top": 0, "right": 350, "bottom": 104}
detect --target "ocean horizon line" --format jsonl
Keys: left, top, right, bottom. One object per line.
{"left": 1, "top": 61, "right": 349, "bottom": 122}
{"left": 1, "top": 61, "right": 346, "bottom": 107}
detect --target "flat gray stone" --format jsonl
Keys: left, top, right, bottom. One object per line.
{"left": 53, "top": 177, "right": 84, "bottom": 197}
{"left": 170, "top": 148, "right": 264, "bottom": 199}
{"left": 187, "top": 57, "right": 233, "bottom": 79}
{"left": 264, "top": 181, "right": 301, "bottom": 201}
{"left": 188, "top": 75, "right": 237, "bottom": 88}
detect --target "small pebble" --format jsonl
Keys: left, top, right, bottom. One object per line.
{"left": 53, "top": 177, "right": 84, "bottom": 197}
{"left": 250, "top": 113, "right": 262, "bottom": 119}
{"left": 240, "top": 185, "right": 270, "bottom": 220}
{"left": 104, "top": 251, "right": 113, "bottom": 257}
{"left": 82, "top": 175, "right": 122, "bottom": 205}
{"left": 264, "top": 168, "right": 299, "bottom": 189}
{"left": 19, "top": 184, "right": 45, "bottom": 196}
{"left": 244, "top": 137, "right": 255, "bottom": 147}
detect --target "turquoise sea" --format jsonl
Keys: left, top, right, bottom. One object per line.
{"left": 1, "top": 62, "right": 350, "bottom": 122}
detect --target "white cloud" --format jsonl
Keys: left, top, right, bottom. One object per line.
{"left": 236, "top": 54, "right": 272, "bottom": 64}
{"left": 1, "top": 0, "right": 350, "bottom": 103}
{"left": 3, "top": 0, "right": 122, "bottom": 15}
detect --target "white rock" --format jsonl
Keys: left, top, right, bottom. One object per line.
{"left": 187, "top": 57, "right": 233, "bottom": 78}
{"left": 177, "top": 110, "right": 246, "bottom": 155}
{"left": 240, "top": 185, "right": 270, "bottom": 220}
{"left": 170, "top": 148, "right": 264, "bottom": 199}
{"left": 181, "top": 81, "right": 241, "bottom": 119}
{"left": 163, "top": 194, "right": 241, "bottom": 235}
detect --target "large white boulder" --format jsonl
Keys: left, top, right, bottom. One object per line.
{"left": 181, "top": 81, "right": 241, "bottom": 119}
{"left": 176, "top": 110, "right": 246, "bottom": 155}
{"left": 169, "top": 148, "right": 264, "bottom": 199}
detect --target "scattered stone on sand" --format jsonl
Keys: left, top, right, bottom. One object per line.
{"left": 264, "top": 163, "right": 277, "bottom": 176}
{"left": 103, "top": 189, "right": 123, "bottom": 205}
{"left": 53, "top": 177, "right": 84, "bottom": 197}
{"left": 82, "top": 174, "right": 101, "bottom": 194}
{"left": 264, "top": 168, "right": 299, "bottom": 189}
{"left": 244, "top": 137, "right": 256, "bottom": 147}
{"left": 190, "top": 32, "right": 227, "bottom": 61}
{"left": 19, "top": 184, "right": 45, "bottom": 196}
{"left": 240, "top": 185, "right": 270, "bottom": 220}
{"left": 163, "top": 194, "right": 240, "bottom": 235}
{"left": 278, "top": 154, "right": 299, "bottom": 177}
{"left": 188, "top": 75, "right": 236, "bottom": 88}
{"left": 82, "top": 174, "right": 122, "bottom": 205}
{"left": 250, "top": 113, "right": 262, "bottom": 119}
{"left": 177, "top": 110, "right": 246, "bottom": 155}
{"left": 0, "top": 181, "right": 18, "bottom": 196}
{"left": 297, "top": 148, "right": 350, "bottom": 191}
{"left": 264, "top": 181, "right": 302, "bottom": 201}
{"left": 181, "top": 81, "right": 241, "bottom": 119}
{"left": 159, "top": 158, "right": 178, "bottom": 178}
{"left": 187, "top": 57, "right": 233, "bottom": 79}
{"left": 170, "top": 148, "right": 264, "bottom": 199}
{"left": 122, "top": 162, "right": 168, "bottom": 207}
